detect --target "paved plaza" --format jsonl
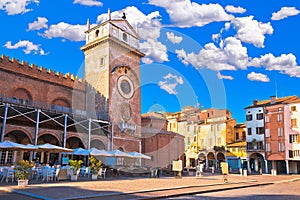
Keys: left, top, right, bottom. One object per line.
{"left": 0, "top": 173, "right": 299, "bottom": 200}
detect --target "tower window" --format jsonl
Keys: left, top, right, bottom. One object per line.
{"left": 123, "top": 33, "right": 128, "bottom": 42}
{"left": 95, "top": 30, "right": 99, "bottom": 38}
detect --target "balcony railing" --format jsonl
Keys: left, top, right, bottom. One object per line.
{"left": 0, "top": 95, "right": 109, "bottom": 121}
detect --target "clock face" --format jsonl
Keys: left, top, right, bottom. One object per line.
{"left": 117, "top": 75, "right": 134, "bottom": 99}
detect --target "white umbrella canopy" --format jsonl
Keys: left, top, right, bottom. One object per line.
{"left": 89, "top": 147, "right": 112, "bottom": 156}
{"left": 128, "top": 151, "right": 151, "bottom": 160}
{"left": 0, "top": 140, "right": 36, "bottom": 151}
{"left": 109, "top": 150, "right": 134, "bottom": 158}
{"left": 37, "top": 143, "right": 74, "bottom": 153}
{"left": 72, "top": 147, "right": 90, "bottom": 156}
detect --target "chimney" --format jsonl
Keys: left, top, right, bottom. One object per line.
{"left": 253, "top": 99, "right": 258, "bottom": 106}
{"left": 270, "top": 96, "right": 276, "bottom": 104}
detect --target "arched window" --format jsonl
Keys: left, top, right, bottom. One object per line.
{"left": 95, "top": 30, "right": 99, "bottom": 38}
{"left": 122, "top": 33, "right": 127, "bottom": 42}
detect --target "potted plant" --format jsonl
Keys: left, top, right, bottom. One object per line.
{"left": 89, "top": 156, "right": 102, "bottom": 180}
{"left": 69, "top": 159, "right": 83, "bottom": 181}
{"left": 15, "top": 160, "right": 34, "bottom": 187}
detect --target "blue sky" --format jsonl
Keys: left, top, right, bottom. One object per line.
{"left": 1, "top": 0, "right": 300, "bottom": 123}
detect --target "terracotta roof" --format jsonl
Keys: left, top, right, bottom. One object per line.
{"left": 245, "top": 95, "right": 300, "bottom": 109}
{"left": 234, "top": 123, "right": 246, "bottom": 128}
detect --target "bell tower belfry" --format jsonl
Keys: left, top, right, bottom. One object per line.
{"left": 80, "top": 10, "right": 145, "bottom": 152}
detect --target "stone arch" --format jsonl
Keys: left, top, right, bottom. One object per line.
{"left": 37, "top": 133, "right": 60, "bottom": 145}
{"left": 13, "top": 87, "right": 33, "bottom": 105}
{"left": 2, "top": 130, "right": 32, "bottom": 163}
{"left": 13, "top": 87, "right": 32, "bottom": 100}
{"left": 66, "top": 137, "right": 85, "bottom": 149}
{"left": 198, "top": 153, "right": 206, "bottom": 164}
{"left": 207, "top": 152, "right": 215, "bottom": 167}
{"left": 51, "top": 98, "right": 71, "bottom": 108}
{"left": 4, "top": 130, "right": 31, "bottom": 144}
{"left": 216, "top": 152, "right": 226, "bottom": 168}
{"left": 90, "top": 139, "right": 105, "bottom": 150}
{"left": 249, "top": 152, "right": 265, "bottom": 173}
{"left": 4, "top": 128, "right": 33, "bottom": 144}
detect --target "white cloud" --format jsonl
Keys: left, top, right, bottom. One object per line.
{"left": 97, "top": 6, "right": 168, "bottom": 64}
{"left": 166, "top": 32, "right": 183, "bottom": 44}
{"left": 176, "top": 37, "right": 248, "bottom": 71}
{"left": 225, "top": 5, "right": 246, "bottom": 14}
{"left": 249, "top": 53, "right": 300, "bottom": 78}
{"left": 271, "top": 7, "right": 300, "bottom": 20}
{"left": 140, "top": 39, "right": 169, "bottom": 64}
{"left": 247, "top": 72, "right": 270, "bottom": 82}
{"left": 158, "top": 73, "right": 184, "bottom": 95}
{"left": 217, "top": 72, "right": 234, "bottom": 80}
{"left": 40, "top": 22, "right": 86, "bottom": 41}
{"left": 148, "top": 0, "right": 233, "bottom": 27}
{"left": 73, "top": 0, "right": 102, "bottom": 7}
{"left": 231, "top": 16, "right": 273, "bottom": 48}
{"left": 0, "top": 0, "right": 39, "bottom": 15}
{"left": 27, "top": 17, "right": 48, "bottom": 31}
{"left": 4, "top": 40, "right": 46, "bottom": 55}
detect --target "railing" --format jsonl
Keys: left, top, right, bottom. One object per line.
{"left": 0, "top": 95, "right": 109, "bottom": 121}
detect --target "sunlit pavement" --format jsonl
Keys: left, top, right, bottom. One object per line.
{"left": 0, "top": 173, "right": 299, "bottom": 200}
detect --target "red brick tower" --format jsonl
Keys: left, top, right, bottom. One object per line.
{"left": 81, "top": 11, "right": 144, "bottom": 152}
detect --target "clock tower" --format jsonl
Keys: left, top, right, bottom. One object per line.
{"left": 81, "top": 11, "right": 144, "bottom": 152}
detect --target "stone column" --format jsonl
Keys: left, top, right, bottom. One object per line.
{"left": 286, "top": 160, "right": 289, "bottom": 174}
{"left": 265, "top": 160, "right": 268, "bottom": 174}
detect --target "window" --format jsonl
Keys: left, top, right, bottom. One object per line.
{"left": 217, "top": 137, "right": 221, "bottom": 146}
{"left": 169, "top": 123, "right": 172, "bottom": 129}
{"left": 278, "top": 127, "right": 283, "bottom": 137}
{"left": 187, "top": 126, "right": 190, "bottom": 132}
{"left": 246, "top": 114, "right": 253, "bottom": 121}
{"left": 256, "top": 127, "right": 264, "bottom": 135}
{"left": 266, "top": 143, "right": 270, "bottom": 152}
{"left": 265, "top": 129, "right": 270, "bottom": 137}
{"left": 242, "top": 132, "right": 246, "bottom": 140}
{"left": 257, "top": 142, "right": 263, "bottom": 150}
{"left": 291, "top": 119, "right": 297, "bottom": 128}
{"left": 200, "top": 139, "right": 204, "bottom": 147}
{"left": 122, "top": 33, "right": 128, "bottom": 42}
{"left": 95, "top": 30, "right": 99, "bottom": 37}
{"left": 256, "top": 113, "right": 264, "bottom": 120}
{"left": 209, "top": 138, "right": 212, "bottom": 147}
{"left": 291, "top": 106, "right": 297, "bottom": 111}
{"left": 277, "top": 114, "right": 283, "bottom": 122}
{"left": 289, "top": 134, "right": 299, "bottom": 143}
{"left": 265, "top": 116, "right": 269, "bottom": 123}
{"left": 211, "top": 125, "right": 214, "bottom": 132}
{"left": 247, "top": 127, "right": 252, "bottom": 135}
{"left": 289, "top": 150, "right": 294, "bottom": 158}
{"left": 278, "top": 142, "right": 285, "bottom": 152}
{"left": 0, "top": 150, "right": 13, "bottom": 165}
{"left": 235, "top": 132, "right": 239, "bottom": 140}
{"left": 247, "top": 142, "right": 253, "bottom": 150}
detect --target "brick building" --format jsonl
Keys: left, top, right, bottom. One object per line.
{"left": 0, "top": 12, "right": 144, "bottom": 166}
{"left": 141, "top": 112, "right": 185, "bottom": 168}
